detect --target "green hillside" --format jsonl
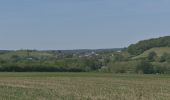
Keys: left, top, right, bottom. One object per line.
{"left": 133, "top": 47, "right": 170, "bottom": 59}
{"left": 127, "top": 36, "right": 170, "bottom": 55}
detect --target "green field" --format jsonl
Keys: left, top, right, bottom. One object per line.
{"left": 0, "top": 73, "right": 170, "bottom": 100}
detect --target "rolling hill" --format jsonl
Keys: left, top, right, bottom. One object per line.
{"left": 127, "top": 36, "right": 170, "bottom": 55}
{"left": 133, "top": 47, "right": 170, "bottom": 59}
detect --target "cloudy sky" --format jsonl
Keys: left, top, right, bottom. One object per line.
{"left": 0, "top": 0, "right": 170, "bottom": 50}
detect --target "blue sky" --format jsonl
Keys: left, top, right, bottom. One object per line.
{"left": 0, "top": 0, "right": 170, "bottom": 50}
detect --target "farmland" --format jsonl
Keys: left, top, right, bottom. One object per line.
{"left": 0, "top": 73, "right": 170, "bottom": 100}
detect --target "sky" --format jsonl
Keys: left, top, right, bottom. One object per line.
{"left": 0, "top": 0, "right": 170, "bottom": 50}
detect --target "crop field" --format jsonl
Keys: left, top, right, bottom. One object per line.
{"left": 0, "top": 73, "right": 170, "bottom": 100}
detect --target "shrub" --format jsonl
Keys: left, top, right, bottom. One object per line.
{"left": 106, "top": 61, "right": 138, "bottom": 73}
{"left": 136, "top": 60, "right": 154, "bottom": 74}
{"left": 148, "top": 51, "right": 157, "bottom": 61}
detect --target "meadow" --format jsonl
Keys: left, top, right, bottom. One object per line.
{"left": 0, "top": 73, "right": 170, "bottom": 100}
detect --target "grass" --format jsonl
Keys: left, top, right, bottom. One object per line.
{"left": 0, "top": 73, "right": 170, "bottom": 100}
{"left": 133, "top": 47, "right": 170, "bottom": 59}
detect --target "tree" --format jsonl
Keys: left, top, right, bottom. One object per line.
{"left": 160, "top": 53, "right": 170, "bottom": 62}
{"left": 113, "top": 53, "right": 124, "bottom": 61}
{"left": 160, "top": 53, "right": 168, "bottom": 62}
{"left": 136, "top": 60, "right": 154, "bottom": 74}
{"left": 148, "top": 51, "right": 157, "bottom": 61}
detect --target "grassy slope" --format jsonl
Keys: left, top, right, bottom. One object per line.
{"left": 133, "top": 47, "right": 170, "bottom": 59}
{"left": 0, "top": 73, "right": 170, "bottom": 100}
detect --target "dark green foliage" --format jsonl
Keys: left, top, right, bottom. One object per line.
{"left": 136, "top": 60, "right": 154, "bottom": 74}
{"left": 104, "top": 61, "right": 138, "bottom": 73}
{"left": 127, "top": 36, "right": 170, "bottom": 55}
{"left": 159, "top": 53, "right": 170, "bottom": 62}
{"left": 0, "top": 57, "right": 102, "bottom": 72}
{"left": 152, "top": 62, "right": 170, "bottom": 74}
{"left": 113, "top": 53, "right": 125, "bottom": 61}
{"left": 154, "top": 65, "right": 167, "bottom": 74}
{"left": 160, "top": 53, "right": 168, "bottom": 62}
{"left": 148, "top": 51, "right": 157, "bottom": 61}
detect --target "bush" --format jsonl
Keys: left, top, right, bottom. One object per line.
{"left": 152, "top": 62, "right": 170, "bottom": 74}
{"left": 154, "top": 65, "right": 167, "bottom": 74}
{"left": 148, "top": 51, "right": 157, "bottom": 61}
{"left": 105, "top": 61, "right": 138, "bottom": 73}
{"left": 136, "top": 60, "right": 154, "bottom": 74}
{"left": 160, "top": 53, "right": 170, "bottom": 62}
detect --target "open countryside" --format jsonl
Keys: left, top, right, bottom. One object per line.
{"left": 1, "top": 0, "right": 170, "bottom": 99}
{"left": 0, "top": 36, "right": 170, "bottom": 99}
